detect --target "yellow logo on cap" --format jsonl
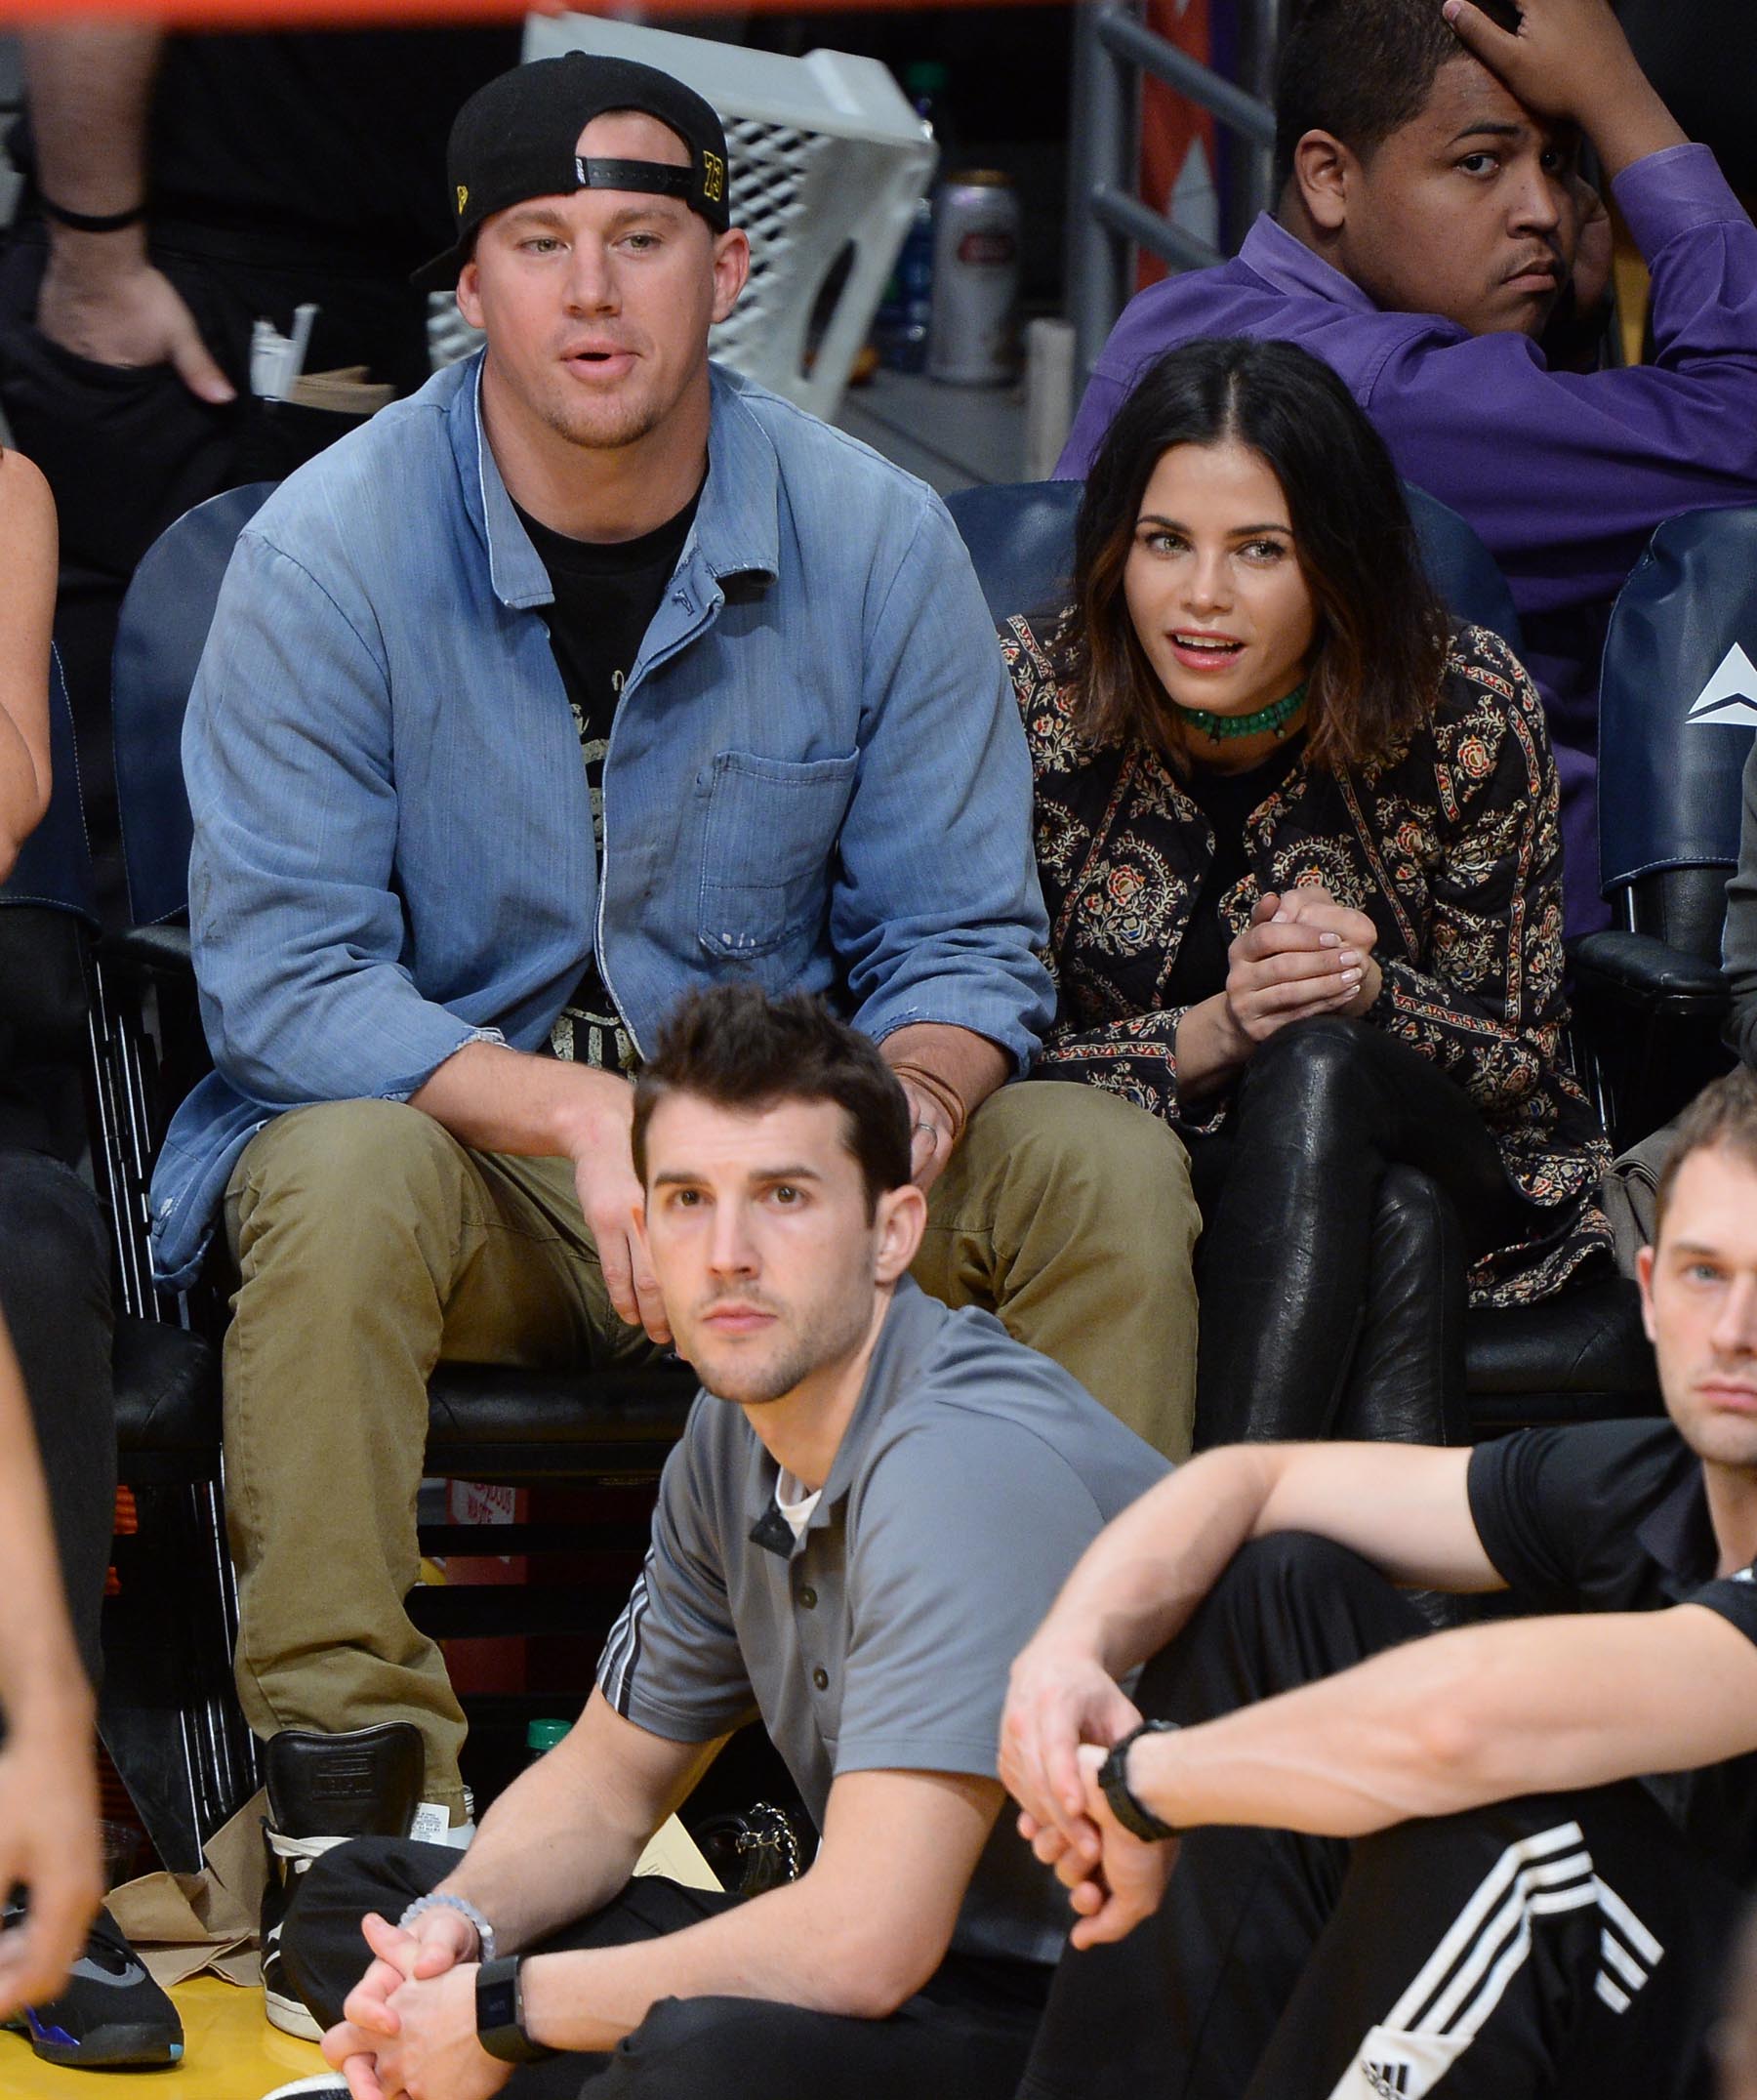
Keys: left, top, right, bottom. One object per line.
{"left": 702, "top": 151, "right": 724, "bottom": 204}
{"left": 456, "top": 185, "right": 469, "bottom": 217}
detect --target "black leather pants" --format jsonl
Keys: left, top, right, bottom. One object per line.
{"left": 1190, "top": 1017, "right": 1534, "bottom": 1449}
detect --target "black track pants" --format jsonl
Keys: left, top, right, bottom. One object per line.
{"left": 287, "top": 1835, "right": 1049, "bottom": 2100}
{"left": 1016, "top": 1536, "right": 1743, "bottom": 2100}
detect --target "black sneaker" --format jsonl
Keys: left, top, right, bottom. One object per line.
{"left": 261, "top": 1722, "right": 426, "bottom": 2041}
{"left": 3, "top": 1903, "right": 183, "bottom": 2068}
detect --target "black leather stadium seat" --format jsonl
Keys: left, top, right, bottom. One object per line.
{"left": 1571, "top": 504, "right": 1755, "bottom": 1148}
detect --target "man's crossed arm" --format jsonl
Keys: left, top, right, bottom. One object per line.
{"left": 1001, "top": 1441, "right": 1757, "bottom": 1949}
{"left": 323, "top": 1688, "right": 1001, "bottom": 2099}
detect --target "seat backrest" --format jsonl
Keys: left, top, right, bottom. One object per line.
{"left": 945, "top": 477, "right": 1524, "bottom": 655}
{"left": 520, "top": 12, "right": 935, "bottom": 422}
{"left": 1598, "top": 505, "right": 1757, "bottom": 958}
{"left": 0, "top": 651, "right": 97, "bottom": 1067}
{"left": 1402, "top": 482, "right": 1524, "bottom": 655}
{"left": 944, "top": 480, "right": 1082, "bottom": 625}
{"left": 6, "top": 648, "right": 94, "bottom": 924}
{"left": 112, "top": 481, "right": 276, "bottom": 927}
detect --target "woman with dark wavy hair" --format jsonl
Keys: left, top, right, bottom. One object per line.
{"left": 1006, "top": 336, "right": 1614, "bottom": 1447}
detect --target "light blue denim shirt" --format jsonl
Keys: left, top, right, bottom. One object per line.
{"left": 150, "top": 354, "right": 1052, "bottom": 1288}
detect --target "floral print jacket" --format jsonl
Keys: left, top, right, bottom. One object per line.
{"left": 1005, "top": 614, "right": 1614, "bottom": 1308}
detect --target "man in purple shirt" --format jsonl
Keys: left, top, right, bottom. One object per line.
{"left": 1059, "top": 0, "right": 1757, "bottom": 931}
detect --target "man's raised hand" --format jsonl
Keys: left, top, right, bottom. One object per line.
{"left": 1440, "top": 0, "right": 1685, "bottom": 178}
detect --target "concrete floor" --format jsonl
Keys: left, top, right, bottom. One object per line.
{"left": 835, "top": 366, "right": 1029, "bottom": 495}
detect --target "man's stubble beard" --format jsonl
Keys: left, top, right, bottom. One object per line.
{"left": 539, "top": 382, "right": 670, "bottom": 456}
{"left": 691, "top": 1289, "right": 876, "bottom": 1412}
{"left": 1675, "top": 1399, "right": 1757, "bottom": 1475}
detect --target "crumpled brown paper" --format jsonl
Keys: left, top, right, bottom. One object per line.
{"left": 105, "top": 1788, "right": 269, "bottom": 1988}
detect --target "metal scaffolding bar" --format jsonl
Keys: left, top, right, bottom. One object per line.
{"left": 1066, "top": 0, "right": 1285, "bottom": 391}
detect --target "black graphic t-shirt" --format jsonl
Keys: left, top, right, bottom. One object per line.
{"left": 515, "top": 489, "right": 702, "bottom": 1071}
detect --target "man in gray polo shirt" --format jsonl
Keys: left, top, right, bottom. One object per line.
{"left": 282, "top": 984, "right": 1167, "bottom": 2100}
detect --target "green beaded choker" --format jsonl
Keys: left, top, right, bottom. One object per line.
{"left": 1178, "top": 679, "right": 1308, "bottom": 745}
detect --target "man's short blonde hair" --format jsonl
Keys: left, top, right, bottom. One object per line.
{"left": 1654, "top": 1065, "right": 1757, "bottom": 1240}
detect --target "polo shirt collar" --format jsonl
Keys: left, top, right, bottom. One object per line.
{"left": 746, "top": 1278, "right": 947, "bottom": 1560}
{"left": 451, "top": 351, "right": 780, "bottom": 614}
{"left": 1635, "top": 1456, "right": 1722, "bottom": 1596}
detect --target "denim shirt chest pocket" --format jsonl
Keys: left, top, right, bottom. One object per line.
{"left": 697, "top": 750, "right": 860, "bottom": 964}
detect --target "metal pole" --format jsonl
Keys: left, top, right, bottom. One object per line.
{"left": 1095, "top": 9, "right": 1275, "bottom": 148}
{"left": 1232, "top": 0, "right": 1291, "bottom": 241}
{"left": 1066, "top": 0, "right": 1137, "bottom": 388}
{"left": 1092, "top": 185, "right": 1223, "bottom": 275}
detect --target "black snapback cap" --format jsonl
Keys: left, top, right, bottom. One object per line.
{"left": 413, "top": 52, "right": 731, "bottom": 292}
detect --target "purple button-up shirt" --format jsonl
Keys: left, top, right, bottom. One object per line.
{"left": 1058, "top": 145, "right": 1757, "bottom": 931}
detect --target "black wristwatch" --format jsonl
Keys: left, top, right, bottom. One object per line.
{"left": 475, "top": 1956, "right": 559, "bottom": 2064}
{"left": 1097, "top": 1719, "right": 1181, "bottom": 1842}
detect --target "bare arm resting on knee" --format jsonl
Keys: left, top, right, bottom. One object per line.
{"left": 323, "top": 1688, "right": 1001, "bottom": 2092}
{"left": 1001, "top": 1441, "right": 1497, "bottom": 1844}
{"left": 1049, "top": 1603, "right": 1757, "bottom": 1949}
{"left": 0, "top": 1312, "right": 102, "bottom": 2013}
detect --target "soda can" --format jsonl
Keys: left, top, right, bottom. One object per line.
{"left": 927, "top": 170, "right": 1021, "bottom": 387}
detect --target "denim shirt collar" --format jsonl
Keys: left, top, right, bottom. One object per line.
{"left": 446, "top": 352, "right": 782, "bottom": 612}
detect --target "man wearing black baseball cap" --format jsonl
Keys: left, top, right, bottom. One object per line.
{"left": 155, "top": 45, "right": 1201, "bottom": 2045}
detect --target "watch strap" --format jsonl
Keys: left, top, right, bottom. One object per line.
{"left": 474, "top": 1955, "right": 559, "bottom": 2064}
{"left": 1098, "top": 1719, "right": 1181, "bottom": 1842}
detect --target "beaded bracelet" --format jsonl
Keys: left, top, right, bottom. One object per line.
{"left": 396, "top": 1891, "right": 497, "bottom": 1964}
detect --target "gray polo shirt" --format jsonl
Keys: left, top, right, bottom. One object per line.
{"left": 596, "top": 1275, "right": 1169, "bottom": 1968}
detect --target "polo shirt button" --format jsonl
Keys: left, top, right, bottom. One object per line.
{"left": 811, "top": 1667, "right": 829, "bottom": 1691}
{"left": 800, "top": 1586, "right": 817, "bottom": 1609}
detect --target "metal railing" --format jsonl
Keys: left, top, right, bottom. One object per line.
{"left": 1066, "top": 0, "right": 1288, "bottom": 382}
